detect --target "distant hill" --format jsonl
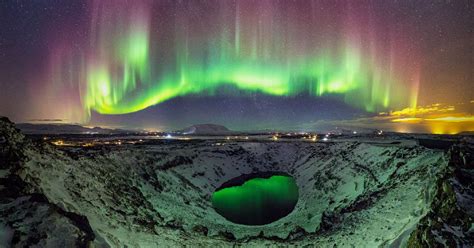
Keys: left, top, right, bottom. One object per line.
{"left": 177, "top": 124, "right": 237, "bottom": 135}
{"left": 15, "top": 123, "right": 132, "bottom": 135}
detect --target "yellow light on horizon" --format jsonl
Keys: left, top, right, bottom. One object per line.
{"left": 425, "top": 116, "right": 474, "bottom": 122}
{"left": 392, "top": 117, "right": 423, "bottom": 123}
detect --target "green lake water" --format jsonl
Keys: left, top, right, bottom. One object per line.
{"left": 212, "top": 175, "right": 299, "bottom": 225}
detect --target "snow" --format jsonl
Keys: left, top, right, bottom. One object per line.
{"left": 0, "top": 224, "right": 13, "bottom": 248}
{"left": 2, "top": 117, "right": 471, "bottom": 247}
{"left": 177, "top": 124, "right": 235, "bottom": 135}
{"left": 11, "top": 140, "right": 447, "bottom": 246}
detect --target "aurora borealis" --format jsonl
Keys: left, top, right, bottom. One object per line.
{"left": 62, "top": 0, "right": 420, "bottom": 115}
{"left": 0, "top": 0, "right": 472, "bottom": 132}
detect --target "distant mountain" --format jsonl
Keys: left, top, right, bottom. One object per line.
{"left": 177, "top": 124, "right": 237, "bottom": 135}
{"left": 15, "top": 123, "right": 132, "bottom": 135}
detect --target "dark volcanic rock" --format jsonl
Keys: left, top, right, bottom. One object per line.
{"left": 408, "top": 144, "right": 474, "bottom": 247}
{"left": 0, "top": 117, "right": 96, "bottom": 247}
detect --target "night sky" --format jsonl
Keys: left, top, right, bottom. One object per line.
{"left": 0, "top": 0, "right": 472, "bottom": 132}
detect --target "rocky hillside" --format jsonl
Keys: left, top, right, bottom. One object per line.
{"left": 407, "top": 143, "right": 473, "bottom": 247}
{"left": 0, "top": 117, "right": 472, "bottom": 247}
{"left": 0, "top": 117, "right": 95, "bottom": 247}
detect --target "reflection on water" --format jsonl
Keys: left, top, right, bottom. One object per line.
{"left": 212, "top": 175, "right": 298, "bottom": 225}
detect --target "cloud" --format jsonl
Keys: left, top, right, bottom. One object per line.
{"left": 303, "top": 102, "right": 474, "bottom": 134}
{"left": 26, "top": 119, "right": 66, "bottom": 123}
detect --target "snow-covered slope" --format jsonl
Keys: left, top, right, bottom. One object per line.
{"left": 1, "top": 117, "right": 472, "bottom": 247}
{"left": 177, "top": 124, "right": 236, "bottom": 135}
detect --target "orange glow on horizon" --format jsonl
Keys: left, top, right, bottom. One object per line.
{"left": 391, "top": 117, "right": 423, "bottom": 123}
{"left": 387, "top": 104, "right": 455, "bottom": 117}
{"left": 384, "top": 102, "right": 474, "bottom": 134}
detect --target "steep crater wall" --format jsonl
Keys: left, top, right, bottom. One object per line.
{"left": 0, "top": 118, "right": 454, "bottom": 247}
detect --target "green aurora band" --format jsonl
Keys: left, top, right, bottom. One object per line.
{"left": 49, "top": 1, "right": 421, "bottom": 120}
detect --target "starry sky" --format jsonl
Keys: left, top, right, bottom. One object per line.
{"left": 0, "top": 0, "right": 472, "bottom": 132}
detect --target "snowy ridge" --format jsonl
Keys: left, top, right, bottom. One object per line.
{"left": 177, "top": 124, "right": 236, "bottom": 135}
{"left": 1, "top": 117, "right": 472, "bottom": 247}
